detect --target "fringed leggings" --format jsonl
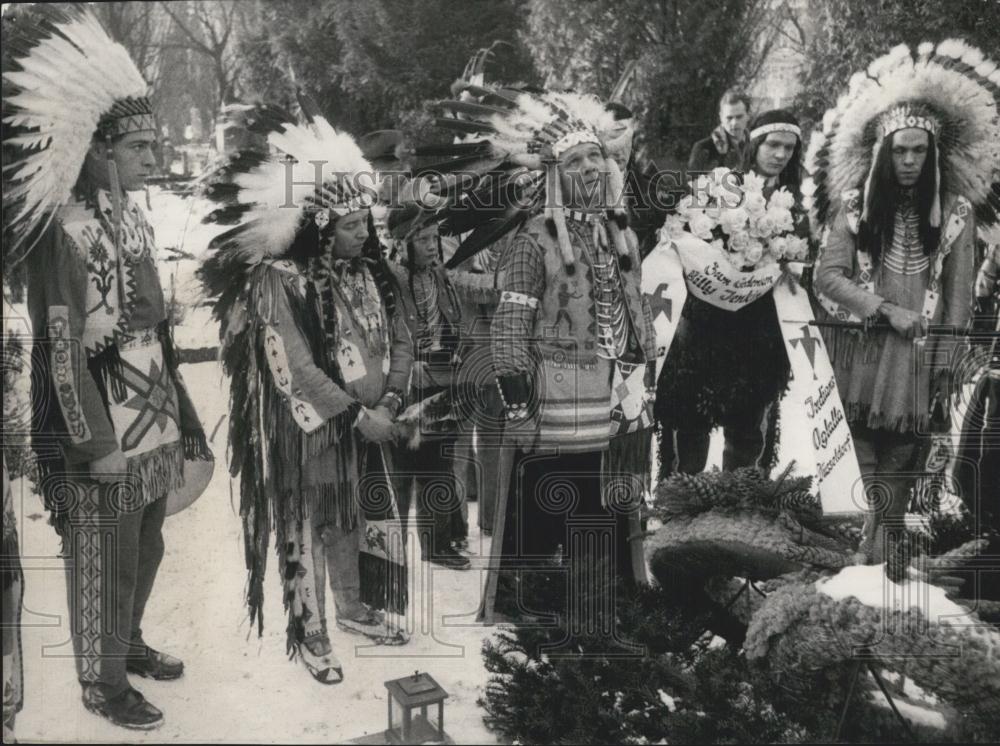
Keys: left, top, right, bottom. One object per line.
{"left": 285, "top": 499, "right": 366, "bottom": 651}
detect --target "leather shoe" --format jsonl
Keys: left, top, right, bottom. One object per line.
{"left": 126, "top": 643, "right": 184, "bottom": 681}
{"left": 83, "top": 685, "right": 163, "bottom": 730}
{"left": 429, "top": 546, "right": 471, "bottom": 570}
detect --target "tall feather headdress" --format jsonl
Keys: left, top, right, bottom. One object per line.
{"left": 804, "top": 39, "right": 1000, "bottom": 243}
{"left": 200, "top": 102, "right": 378, "bottom": 266}
{"left": 414, "top": 82, "right": 634, "bottom": 270}
{"left": 2, "top": 5, "right": 154, "bottom": 261}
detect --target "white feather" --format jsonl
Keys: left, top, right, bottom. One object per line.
{"left": 814, "top": 41, "right": 1000, "bottom": 236}
{"left": 216, "top": 114, "right": 376, "bottom": 258}
{"left": 975, "top": 60, "right": 998, "bottom": 78}
{"left": 3, "top": 10, "right": 149, "bottom": 249}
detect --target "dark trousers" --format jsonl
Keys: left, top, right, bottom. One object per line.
{"left": 496, "top": 450, "right": 635, "bottom": 620}
{"left": 853, "top": 427, "right": 920, "bottom": 561}
{"left": 392, "top": 436, "right": 463, "bottom": 556}
{"left": 60, "top": 478, "right": 166, "bottom": 697}
{"left": 658, "top": 403, "right": 769, "bottom": 477}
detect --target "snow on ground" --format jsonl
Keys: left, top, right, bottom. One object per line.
{"left": 13, "top": 361, "right": 505, "bottom": 744}
{"left": 866, "top": 692, "right": 947, "bottom": 730}
{"left": 7, "top": 187, "right": 972, "bottom": 743}
{"left": 144, "top": 186, "right": 228, "bottom": 350}
{"left": 816, "top": 563, "right": 978, "bottom": 627}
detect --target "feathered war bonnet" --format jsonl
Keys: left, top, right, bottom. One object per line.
{"left": 417, "top": 84, "right": 636, "bottom": 273}
{"left": 804, "top": 39, "right": 1000, "bottom": 243}
{"left": 2, "top": 5, "right": 155, "bottom": 264}
{"left": 201, "top": 103, "right": 379, "bottom": 265}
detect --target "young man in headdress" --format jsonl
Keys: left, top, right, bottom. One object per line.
{"left": 657, "top": 109, "right": 808, "bottom": 477}
{"left": 809, "top": 41, "right": 998, "bottom": 562}
{"left": 199, "top": 104, "right": 413, "bottom": 686}
{"left": 5, "top": 8, "right": 209, "bottom": 729}
{"left": 386, "top": 215, "right": 470, "bottom": 569}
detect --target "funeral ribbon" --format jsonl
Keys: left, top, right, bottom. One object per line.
{"left": 642, "top": 237, "right": 864, "bottom": 514}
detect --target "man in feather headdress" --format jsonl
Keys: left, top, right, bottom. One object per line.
{"left": 414, "top": 85, "right": 658, "bottom": 624}
{"left": 199, "top": 102, "right": 413, "bottom": 686}
{"left": 3, "top": 7, "right": 209, "bottom": 730}
{"left": 808, "top": 40, "right": 1000, "bottom": 563}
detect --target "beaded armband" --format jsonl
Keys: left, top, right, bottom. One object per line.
{"left": 376, "top": 388, "right": 405, "bottom": 417}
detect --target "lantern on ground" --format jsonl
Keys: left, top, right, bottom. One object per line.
{"left": 384, "top": 671, "right": 450, "bottom": 744}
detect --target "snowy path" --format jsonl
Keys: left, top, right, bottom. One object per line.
{"left": 11, "top": 358, "right": 811, "bottom": 743}
{"left": 8, "top": 188, "right": 826, "bottom": 742}
{"left": 14, "top": 362, "right": 504, "bottom": 744}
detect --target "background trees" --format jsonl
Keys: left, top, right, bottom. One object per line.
{"left": 795, "top": 0, "right": 1000, "bottom": 125}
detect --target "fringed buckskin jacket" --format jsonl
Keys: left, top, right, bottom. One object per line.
{"left": 227, "top": 253, "right": 413, "bottom": 627}
{"left": 815, "top": 189, "right": 975, "bottom": 433}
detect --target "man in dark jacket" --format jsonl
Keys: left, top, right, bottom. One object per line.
{"left": 687, "top": 89, "right": 751, "bottom": 174}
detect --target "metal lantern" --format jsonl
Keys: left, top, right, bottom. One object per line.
{"left": 384, "top": 671, "right": 450, "bottom": 744}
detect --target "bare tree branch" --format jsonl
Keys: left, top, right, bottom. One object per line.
{"left": 159, "top": 1, "right": 214, "bottom": 58}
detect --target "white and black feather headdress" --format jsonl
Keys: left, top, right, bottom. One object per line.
{"left": 199, "top": 97, "right": 381, "bottom": 269}
{"left": 414, "top": 82, "right": 635, "bottom": 270}
{"left": 3, "top": 5, "right": 154, "bottom": 260}
{"left": 804, "top": 39, "right": 1000, "bottom": 242}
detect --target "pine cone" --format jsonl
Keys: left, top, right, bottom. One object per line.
{"left": 679, "top": 472, "right": 720, "bottom": 506}
{"left": 777, "top": 490, "right": 821, "bottom": 518}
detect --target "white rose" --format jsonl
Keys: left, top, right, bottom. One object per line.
{"left": 742, "top": 172, "right": 767, "bottom": 195}
{"left": 676, "top": 194, "right": 696, "bottom": 219}
{"left": 766, "top": 206, "right": 794, "bottom": 233}
{"left": 785, "top": 235, "right": 809, "bottom": 260}
{"left": 688, "top": 211, "right": 717, "bottom": 240}
{"left": 662, "top": 214, "right": 687, "bottom": 239}
{"left": 768, "top": 187, "right": 796, "bottom": 211}
{"left": 709, "top": 238, "right": 725, "bottom": 254}
{"left": 768, "top": 234, "right": 789, "bottom": 260}
{"left": 711, "top": 166, "right": 733, "bottom": 185}
{"left": 750, "top": 213, "right": 777, "bottom": 238}
{"left": 694, "top": 173, "right": 717, "bottom": 200}
{"left": 744, "top": 240, "right": 764, "bottom": 266}
{"left": 728, "top": 230, "right": 751, "bottom": 253}
{"left": 718, "top": 206, "right": 749, "bottom": 235}
{"left": 743, "top": 191, "right": 767, "bottom": 215}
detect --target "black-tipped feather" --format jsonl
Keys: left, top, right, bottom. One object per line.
{"left": 411, "top": 142, "right": 491, "bottom": 158}
{"left": 438, "top": 99, "right": 511, "bottom": 120}
{"left": 413, "top": 154, "right": 503, "bottom": 177}
{"left": 204, "top": 204, "right": 253, "bottom": 225}
{"left": 445, "top": 209, "right": 531, "bottom": 269}
{"left": 460, "top": 83, "right": 522, "bottom": 108}
{"left": 434, "top": 117, "right": 498, "bottom": 135}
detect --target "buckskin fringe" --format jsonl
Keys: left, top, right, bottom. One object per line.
{"left": 359, "top": 549, "right": 408, "bottom": 615}
{"left": 820, "top": 325, "right": 881, "bottom": 369}
{"left": 88, "top": 343, "right": 129, "bottom": 404}
{"left": 182, "top": 428, "right": 213, "bottom": 460}
{"left": 605, "top": 428, "right": 652, "bottom": 506}
{"left": 130, "top": 441, "right": 186, "bottom": 506}
{"left": 844, "top": 401, "right": 927, "bottom": 435}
